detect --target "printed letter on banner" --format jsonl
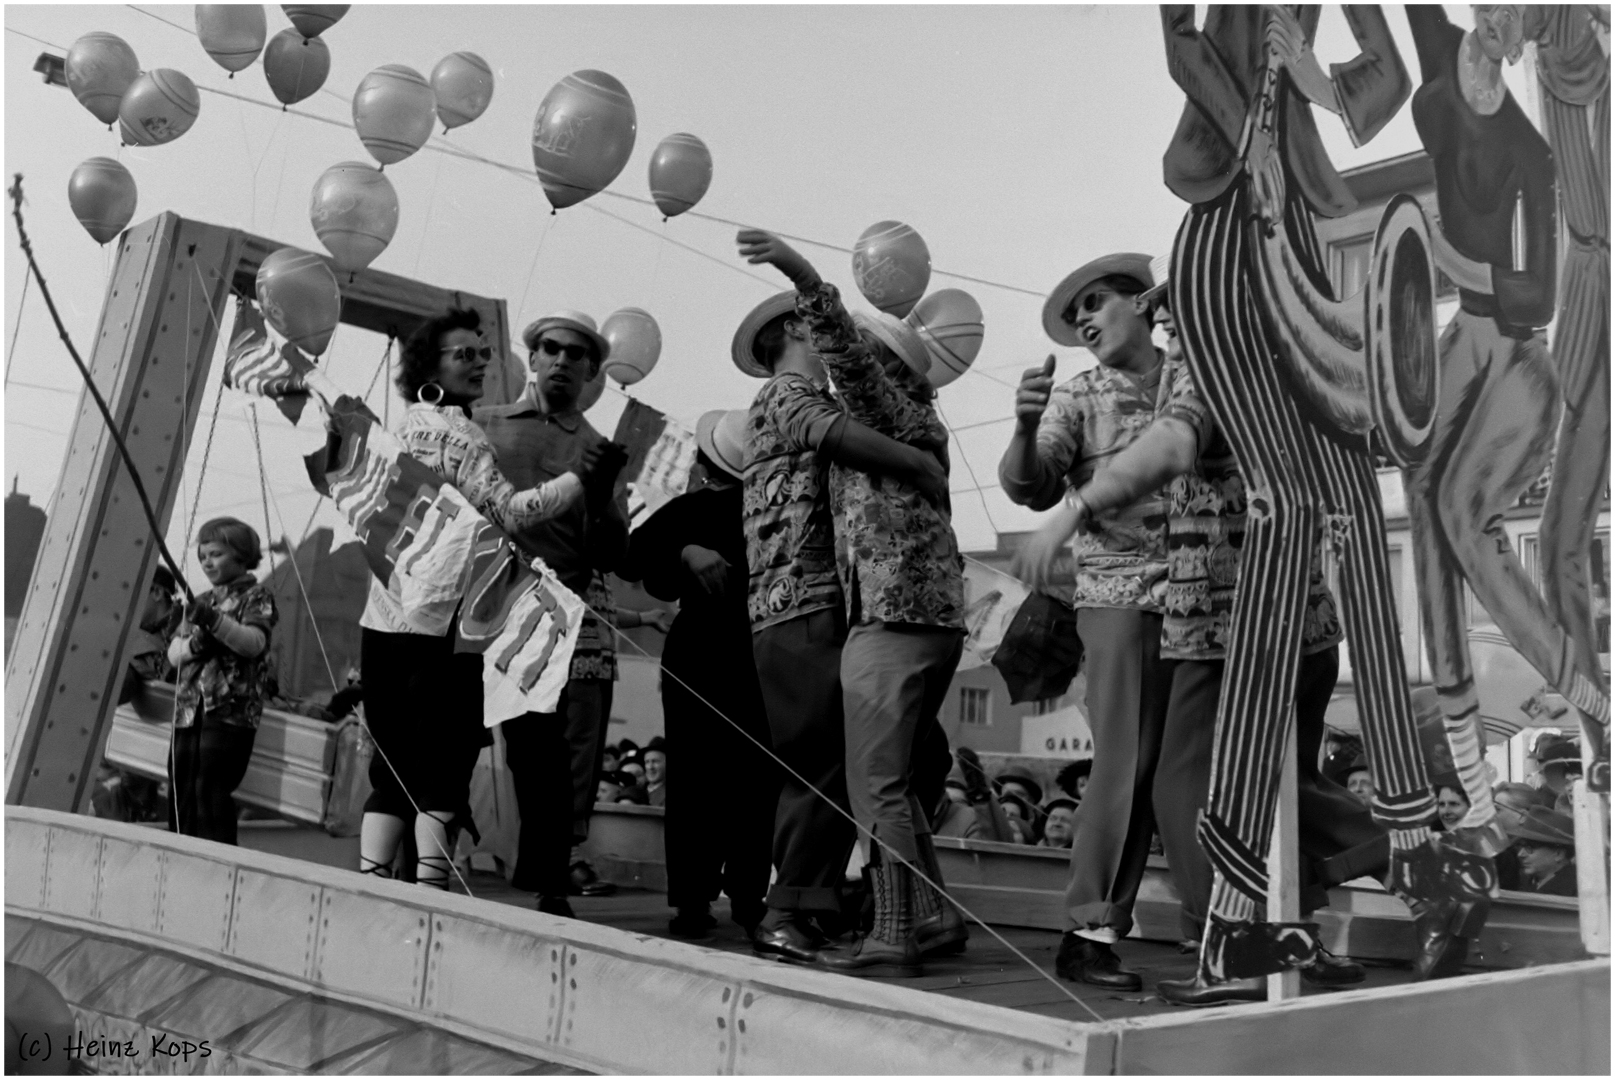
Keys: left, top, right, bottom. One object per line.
{"left": 958, "top": 558, "right": 1030, "bottom": 671}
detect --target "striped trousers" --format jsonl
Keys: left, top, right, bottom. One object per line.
{"left": 1170, "top": 180, "right": 1435, "bottom": 903}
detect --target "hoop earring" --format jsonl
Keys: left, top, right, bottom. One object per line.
{"left": 417, "top": 382, "right": 445, "bottom": 406}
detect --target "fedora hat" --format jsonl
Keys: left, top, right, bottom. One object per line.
{"left": 522, "top": 309, "right": 611, "bottom": 366}
{"left": 1042, "top": 794, "right": 1079, "bottom": 815}
{"left": 1042, "top": 252, "right": 1155, "bottom": 347}
{"left": 730, "top": 290, "right": 798, "bottom": 378}
{"left": 852, "top": 310, "right": 930, "bottom": 376}
{"left": 993, "top": 765, "right": 1044, "bottom": 806}
{"left": 1507, "top": 806, "right": 1575, "bottom": 847}
{"left": 1533, "top": 734, "right": 1581, "bottom": 769}
{"left": 696, "top": 409, "right": 748, "bottom": 481}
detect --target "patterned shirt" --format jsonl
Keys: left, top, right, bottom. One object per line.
{"left": 361, "top": 401, "right": 582, "bottom": 634}
{"left": 1026, "top": 360, "right": 1187, "bottom": 610}
{"left": 174, "top": 575, "right": 278, "bottom": 729}
{"left": 571, "top": 571, "right": 619, "bottom": 681}
{"left": 1158, "top": 362, "right": 1344, "bottom": 661}
{"left": 798, "top": 283, "right": 966, "bottom": 629}
{"left": 743, "top": 374, "right": 845, "bottom": 631}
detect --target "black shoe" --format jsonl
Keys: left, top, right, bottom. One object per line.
{"left": 1299, "top": 948, "right": 1365, "bottom": 987}
{"left": 669, "top": 907, "right": 717, "bottom": 939}
{"left": 730, "top": 902, "right": 766, "bottom": 940}
{"left": 569, "top": 859, "right": 617, "bottom": 897}
{"left": 1054, "top": 933, "right": 1142, "bottom": 990}
{"left": 752, "top": 912, "right": 823, "bottom": 964}
{"left": 816, "top": 933, "right": 923, "bottom": 978}
{"left": 1157, "top": 973, "right": 1266, "bottom": 1007}
{"left": 537, "top": 895, "right": 575, "bottom": 918}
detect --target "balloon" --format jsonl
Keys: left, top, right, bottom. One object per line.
{"left": 65, "top": 32, "right": 140, "bottom": 126}
{"left": 256, "top": 247, "right": 341, "bottom": 355}
{"left": 67, "top": 157, "right": 137, "bottom": 245}
{"left": 309, "top": 161, "right": 398, "bottom": 273}
{"left": 195, "top": 5, "right": 266, "bottom": 75}
{"left": 600, "top": 307, "right": 661, "bottom": 387}
{"left": 647, "top": 133, "right": 712, "bottom": 219}
{"left": 852, "top": 220, "right": 931, "bottom": 320}
{"left": 281, "top": 4, "right": 347, "bottom": 38}
{"left": 430, "top": 51, "right": 493, "bottom": 132}
{"left": 262, "top": 29, "right": 329, "bottom": 105}
{"left": 118, "top": 70, "right": 201, "bottom": 148}
{"left": 352, "top": 65, "right": 436, "bottom": 166}
{"left": 531, "top": 70, "right": 636, "bottom": 210}
{"left": 905, "top": 288, "right": 984, "bottom": 389}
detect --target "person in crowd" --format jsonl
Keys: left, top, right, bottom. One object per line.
{"left": 601, "top": 746, "right": 622, "bottom": 777}
{"left": 1507, "top": 807, "right": 1579, "bottom": 897}
{"left": 1532, "top": 734, "right": 1583, "bottom": 813}
{"left": 620, "top": 408, "right": 779, "bottom": 939}
{"left": 1055, "top": 759, "right": 1092, "bottom": 804}
{"left": 1041, "top": 797, "right": 1079, "bottom": 849}
{"left": 1491, "top": 782, "right": 1555, "bottom": 891}
{"left": 932, "top": 748, "right": 1019, "bottom": 844}
{"left": 995, "top": 766, "right": 1044, "bottom": 811}
{"left": 997, "top": 792, "right": 1037, "bottom": 846}
{"left": 1346, "top": 756, "right": 1375, "bottom": 810}
{"left": 642, "top": 737, "right": 667, "bottom": 808}
{"left": 728, "top": 241, "right": 950, "bottom": 970}
{"left": 739, "top": 229, "right": 968, "bottom": 976}
{"left": 1436, "top": 781, "right": 1471, "bottom": 831}
{"left": 356, "top": 307, "right": 595, "bottom": 891}
{"left": 617, "top": 738, "right": 641, "bottom": 759}
{"left": 943, "top": 777, "right": 969, "bottom": 805}
{"left": 166, "top": 518, "right": 277, "bottom": 846}
{"left": 1018, "top": 281, "right": 1385, "bottom": 1002}
{"left": 596, "top": 773, "right": 625, "bottom": 805}
{"left": 475, "top": 310, "right": 630, "bottom": 916}
{"left": 619, "top": 753, "right": 646, "bottom": 786}
{"left": 1002, "top": 252, "right": 1179, "bottom": 991}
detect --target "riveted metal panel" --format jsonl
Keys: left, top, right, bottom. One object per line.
{"left": 155, "top": 848, "right": 236, "bottom": 953}
{"left": 312, "top": 888, "right": 430, "bottom": 1011}
{"left": 41, "top": 826, "right": 102, "bottom": 923}
{"left": 4, "top": 816, "right": 51, "bottom": 911}
{"left": 420, "top": 914, "right": 563, "bottom": 1048}
{"left": 227, "top": 870, "right": 321, "bottom": 979}
{"left": 560, "top": 947, "right": 738, "bottom": 1074}
{"left": 95, "top": 833, "right": 164, "bottom": 936}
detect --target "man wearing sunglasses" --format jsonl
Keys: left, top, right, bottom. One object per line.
{"left": 998, "top": 253, "right": 1177, "bottom": 992}
{"left": 477, "top": 310, "right": 631, "bottom": 918}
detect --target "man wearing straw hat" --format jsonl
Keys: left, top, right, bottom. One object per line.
{"left": 477, "top": 310, "right": 629, "bottom": 917}
{"left": 738, "top": 229, "right": 969, "bottom": 976}
{"left": 727, "top": 252, "right": 950, "bottom": 969}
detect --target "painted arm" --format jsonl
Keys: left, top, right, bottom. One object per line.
{"left": 1160, "top": 4, "right": 1249, "bottom": 150}
{"left": 1329, "top": 6, "right": 1413, "bottom": 144}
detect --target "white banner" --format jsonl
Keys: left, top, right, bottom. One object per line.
{"left": 958, "top": 557, "right": 1030, "bottom": 671}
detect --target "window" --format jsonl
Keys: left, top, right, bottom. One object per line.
{"left": 1033, "top": 696, "right": 1064, "bottom": 716}
{"left": 1330, "top": 234, "right": 1374, "bottom": 299}
{"left": 960, "top": 687, "right": 991, "bottom": 727}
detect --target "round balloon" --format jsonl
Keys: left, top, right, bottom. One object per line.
{"left": 118, "top": 70, "right": 201, "bottom": 147}
{"left": 262, "top": 28, "right": 329, "bottom": 105}
{"left": 600, "top": 307, "right": 661, "bottom": 387}
{"left": 852, "top": 220, "right": 931, "bottom": 320}
{"left": 352, "top": 65, "right": 436, "bottom": 166}
{"left": 309, "top": 161, "right": 398, "bottom": 272}
{"left": 531, "top": 70, "right": 636, "bottom": 210}
{"left": 647, "top": 133, "right": 712, "bottom": 219}
{"left": 65, "top": 32, "right": 140, "bottom": 126}
{"left": 195, "top": 5, "right": 267, "bottom": 74}
{"left": 256, "top": 247, "right": 341, "bottom": 355}
{"left": 430, "top": 51, "right": 493, "bottom": 131}
{"left": 281, "top": 4, "right": 347, "bottom": 38}
{"left": 67, "top": 157, "right": 137, "bottom": 245}
{"left": 905, "top": 288, "right": 984, "bottom": 388}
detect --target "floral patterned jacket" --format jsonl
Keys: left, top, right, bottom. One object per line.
{"left": 797, "top": 283, "right": 966, "bottom": 630}
{"left": 174, "top": 575, "right": 278, "bottom": 729}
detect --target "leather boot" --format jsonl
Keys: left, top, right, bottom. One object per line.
{"left": 1299, "top": 947, "right": 1365, "bottom": 987}
{"left": 816, "top": 861, "right": 923, "bottom": 977}
{"left": 912, "top": 835, "right": 968, "bottom": 958}
{"left": 1407, "top": 895, "right": 1489, "bottom": 981}
{"left": 1054, "top": 934, "right": 1143, "bottom": 990}
{"left": 752, "top": 908, "right": 825, "bottom": 964}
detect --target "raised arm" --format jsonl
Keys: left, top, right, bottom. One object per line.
{"left": 1160, "top": 4, "right": 1249, "bottom": 150}
{"left": 998, "top": 365, "right": 1079, "bottom": 512}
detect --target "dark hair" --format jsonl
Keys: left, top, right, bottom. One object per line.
{"left": 1054, "top": 758, "right": 1092, "bottom": 798}
{"left": 151, "top": 564, "right": 177, "bottom": 594}
{"left": 196, "top": 516, "right": 262, "bottom": 571}
{"left": 396, "top": 307, "right": 483, "bottom": 402}
{"left": 1097, "top": 273, "right": 1149, "bottom": 299}
{"left": 752, "top": 311, "right": 793, "bottom": 371}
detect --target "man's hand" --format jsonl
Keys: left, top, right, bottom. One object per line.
{"left": 736, "top": 228, "right": 821, "bottom": 291}
{"left": 185, "top": 597, "right": 222, "bottom": 635}
{"left": 956, "top": 746, "right": 992, "bottom": 805}
{"left": 578, "top": 440, "right": 629, "bottom": 494}
{"left": 642, "top": 608, "right": 674, "bottom": 634}
{"left": 904, "top": 448, "right": 948, "bottom": 507}
{"left": 1012, "top": 499, "right": 1084, "bottom": 592}
{"left": 1265, "top": 4, "right": 1306, "bottom": 67}
{"left": 1016, "top": 356, "right": 1057, "bottom": 432}
{"left": 681, "top": 545, "right": 731, "bottom": 595}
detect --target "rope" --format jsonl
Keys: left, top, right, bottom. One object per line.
{"left": 248, "top": 403, "right": 277, "bottom": 572}
{"left": 937, "top": 401, "right": 1003, "bottom": 537}
{"left": 8, "top": 174, "right": 194, "bottom": 601}
{"left": 183, "top": 381, "right": 226, "bottom": 551}
{"left": 6, "top": 271, "right": 30, "bottom": 382}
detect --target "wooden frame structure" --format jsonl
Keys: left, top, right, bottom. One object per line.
{"left": 4, "top": 212, "right": 518, "bottom": 812}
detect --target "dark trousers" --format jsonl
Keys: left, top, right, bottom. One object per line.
{"left": 170, "top": 720, "right": 256, "bottom": 845}
{"left": 662, "top": 628, "right": 778, "bottom": 917}
{"left": 565, "top": 680, "right": 612, "bottom": 840}
{"left": 502, "top": 690, "right": 580, "bottom": 897}
{"left": 1155, "top": 647, "right": 1391, "bottom": 939}
{"left": 752, "top": 606, "right": 855, "bottom": 913}
{"left": 1063, "top": 608, "right": 1173, "bottom": 936}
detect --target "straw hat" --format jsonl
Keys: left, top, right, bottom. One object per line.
{"left": 852, "top": 310, "right": 930, "bottom": 376}
{"left": 521, "top": 309, "right": 610, "bottom": 365}
{"left": 1041, "top": 252, "right": 1155, "bottom": 347}
{"left": 696, "top": 408, "right": 748, "bottom": 481}
{"left": 730, "top": 290, "right": 798, "bottom": 378}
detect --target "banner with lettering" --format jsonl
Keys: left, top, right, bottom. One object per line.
{"left": 612, "top": 397, "right": 698, "bottom": 530}
{"left": 957, "top": 556, "right": 1031, "bottom": 671}
{"left": 307, "top": 398, "right": 584, "bottom": 721}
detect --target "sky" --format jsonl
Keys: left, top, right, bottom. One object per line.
{"left": 4, "top": 3, "right": 1527, "bottom": 568}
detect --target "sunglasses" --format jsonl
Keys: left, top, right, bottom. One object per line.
{"left": 538, "top": 338, "right": 595, "bottom": 365}
{"left": 442, "top": 345, "right": 493, "bottom": 363}
{"left": 1061, "top": 288, "right": 1113, "bottom": 326}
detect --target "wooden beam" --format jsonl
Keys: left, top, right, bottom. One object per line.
{"left": 1267, "top": 724, "right": 1301, "bottom": 1000}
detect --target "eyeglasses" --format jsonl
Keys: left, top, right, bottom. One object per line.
{"left": 442, "top": 345, "right": 493, "bottom": 363}
{"left": 538, "top": 338, "right": 595, "bottom": 365}
{"left": 1061, "top": 288, "right": 1113, "bottom": 326}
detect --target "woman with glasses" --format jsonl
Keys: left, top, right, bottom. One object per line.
{"left": 355, "top": 306, "right": 615, "bottom": 890}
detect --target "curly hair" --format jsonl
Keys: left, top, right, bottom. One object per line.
{"left": 196, "top": 516, "right": 263, "bottom": 571}
{"left": 396, "top": 307, "right": 483, "bottom": 402}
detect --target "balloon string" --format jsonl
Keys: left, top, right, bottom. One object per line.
{"left": 515, "top": 212, "right": 555, "bottom": 329}
{"left": 644, "top": 218, "right": 669, "bottom": 311}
